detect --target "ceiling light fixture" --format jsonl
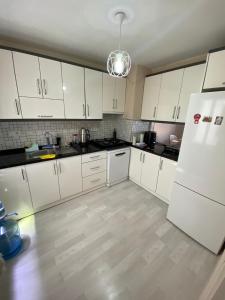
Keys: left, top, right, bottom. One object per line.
{"left": 107, "top": 11, "right": 131, "bottom": 78}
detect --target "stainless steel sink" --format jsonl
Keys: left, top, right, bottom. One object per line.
{"left": 26, "top": 149, "right": 57, "bottom": 159}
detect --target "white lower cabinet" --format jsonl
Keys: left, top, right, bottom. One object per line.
{"left": 140, "top": 152, "right": 160, "bottom": 192}
{"left": 129, "top": 147, "right": 177, "bottom": 203}
{"left": 57, "top": 156, "right": 82, "bottom": 199}
{"left": 82, "top": 172, "right": 106, "bottom": 192}
{"left": 25, "top": 160, "right": 60, "bottom": 209}
{"left": 0, "top": 166, "right": 33, "bottom": 219}
{"left": 156, "top": 158, "right": 177, "bottom": 203}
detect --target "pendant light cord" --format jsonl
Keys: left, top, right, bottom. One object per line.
{"left": 117, "top": 12, "right": 125, "bottom": 50}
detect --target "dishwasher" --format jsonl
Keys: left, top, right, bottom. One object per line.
{"left": 106, "top": 147, "right": 130, "bottom": 187}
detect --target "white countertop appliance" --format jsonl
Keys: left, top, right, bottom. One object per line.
{"left": 107, "top": 147, "right": 130, "bottom": 186}
{"left": 167, "top": 91, "right": 225, "bottom": 254}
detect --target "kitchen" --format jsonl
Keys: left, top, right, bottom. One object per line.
{"left": 0, "top": 1, "right": 225, "bottom": 299}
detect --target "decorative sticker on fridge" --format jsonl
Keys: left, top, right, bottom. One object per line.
{"left": 202, "top": 116, "right": 212, "bottom": 123}
{"left": 194, "top": 113, "right": 201, "bottom": 124}
{"left": 214, "top": 116, "right": 223, "bottom": 125}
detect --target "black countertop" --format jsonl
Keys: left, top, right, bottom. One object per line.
{"left": 131, "top": 144, "right": 179, "bottom": 162}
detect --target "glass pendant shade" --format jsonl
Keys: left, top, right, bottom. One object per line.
{"left": 107, "top": 49, "right": 131, "bottom": 77}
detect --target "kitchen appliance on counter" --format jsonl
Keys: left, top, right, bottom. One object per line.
{"left": 107, "top": 147, "right": 130, "bottom": 187}
{"left": 80, "top": 128, "right": 90, "bottom": 144}
{"left": 167, "top": 91, "right": 225, "bottom": 254}
{"left": 92, "top": 138, "right": 130, "bottom": 150}
{"left": 144, "top": 131, "right": 156, "bottom": 149}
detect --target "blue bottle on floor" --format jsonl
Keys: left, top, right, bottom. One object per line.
{"left": 0, "top": 201, "right": 22, "bottom": 260}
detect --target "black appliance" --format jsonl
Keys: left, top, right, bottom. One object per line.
{"left": 144, "top": 131, "right": 157, "bottom": 148}
{"left": 92, "top": 138, "right": 129, "bottom": 149}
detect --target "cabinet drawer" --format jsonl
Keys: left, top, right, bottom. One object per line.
{"left": 82, "top": 159, "right": 106, "bottom": 177}
{"left": 82, "top": 151, "right": 106, "bottom": 163}
{"left": 83, "top": 172, "right": 106, "bottom": 191}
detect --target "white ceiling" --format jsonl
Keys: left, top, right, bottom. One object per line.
{"left": 1, "top": 0, "right": 225, "bottom": 68}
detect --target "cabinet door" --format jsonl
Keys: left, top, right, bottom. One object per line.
{"left": 115, "top": 78, "right": 126, "bottom": 113}
{"left": 129, "top": 148, "right": 143, "bottom": 184}
{"left": 13, "top": 52, "right": 42, "bottom": 98}
{"left": 103, "top": 73, "right": 115, "bottom": 113}
{"left": 157, "top": 69, "right": 184, "bottom": 122}
{"left": 156, "top": 158, "right": 177, "bottom": 203}
{"left": 0, "top": 50, "right": 22, "bottom": 119}
{"left": 0, "top": 166, "right": 33, "bottom": 219}
{"left": 203, "top": 51, "right": 225, "bottom": 89}
{"left": 141, "top": 74, "right": 162, "bottom": 120}
{"left": 39, "top": 57, "right": 63, "bottom": 100}
{"left": 20, "top": 97, "right": 65, "bottom": 119}
{"left": 26, "top": 161, "right": 60, "bottom": 209}
{"left": 177, "top": 64, "right": 205, "bottom": 122}
{"left": 140, "top": 152, "right": 160, "bottom": 192}
{"left": 85, "top": 69, "right": 103, "bottom": 119}
{"left": 62, "top": 63, "right": 85, "bottom": 119}
{"left": 57, "top": 156, "right": 82, "bottom": 199}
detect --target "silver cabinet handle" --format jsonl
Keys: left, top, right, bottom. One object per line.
{"left": 91, "top": 178, "right": 101, "bottom": 183}
{"left": 153, "top": 106, "right": 157, "bottom": 118}
{"left": 172, "top": 106, "right": 177, "bottom": 120}
{"left": 86, "top": 104, "right": 90, "bottom": 116}
{"left": 53, "top": 163, "right": 58, "bottom": 175}
{"left": 90, "top": 166, "right": 100, "bottom": 170}
{"left": 159, "top": 159, "right": 163, "bottom": 170}
{"left": 112, "top": 99, "right": 115, "bottom": 109}
{"left": 90, "top": 155, "right": 100, "bottom": 159}
{"left": 140, "top": 152, "right": 142, "bottom": 162}
{"left": 116, "top": 99, "right": 118, "bottom": 109}
{"left": 177, "top": 106, "right": 181, "bottom": 120}
{"left": 42, "top": 79, "right": 47, "bottom": 95}
{"left": 21, "top": 168, "right": 26, "bottom": 181}
{"left": 143, "top": 153, "right": 145, "bottom": 163}
{"left": 58, "top": 161, "right": 62, "bottom": 174}
{"left": 37, "top": 115, "right": 53, "bottom": 118}
{"left": 15, "top": 99, "right": 20, "bottom": 115}
{"left": 83, "top": 103, "right": 86, "bottom": 116}
{"left": 36, "top": 79, "right": 41, "bottom": 95}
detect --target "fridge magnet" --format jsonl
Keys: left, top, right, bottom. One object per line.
{"left": 194, "top": 113, "right": 201, "bottom": 124}
{"left": 202, "top": 116, "right": 212, "bottom": 123}
{"left": 214, "top": 116, "right": 223, "bottom": 125}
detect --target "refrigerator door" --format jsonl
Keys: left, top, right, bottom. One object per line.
{"left": 176, "top": 91, "right": 225, "bottom": 206}
{"left": 167, "top": 183, "right": 225, "bottom": 254}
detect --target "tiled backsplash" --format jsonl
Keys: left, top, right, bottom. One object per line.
{"left": 0, "top": 115, "right": 150, "bottom": 150}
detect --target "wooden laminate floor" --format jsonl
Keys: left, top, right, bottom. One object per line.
{"left": 0, "top": 181, "right": 218, "bottom": 300}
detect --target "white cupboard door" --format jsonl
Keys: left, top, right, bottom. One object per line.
{"left": 157, "top": 69, "right": 184, "bottom": 122}
{"left": 203, "top": 50, "right": 225, "bottom": 89}
{"left": 39, "top": 58, "right": 63, "bottom": 100}
{"left": 140, "top": 152, "right": 160, "bottom": 192}
{"left": 85, "top": 69, "right": 103, "bottom": 119}
{"left": 141, "top": 74, "right": 162, "bottom": 120}
{"left": 177, "top": 64, "right": 205, "bottom": 122}
{"left": 129, "top": 148, "right": 143, "bottom": 184}
{"left": 13, "top": 52, "right": 42, "bottom": 98}
{"left": 20, "top": 97, "right": 65, "bottom": 119}
{"left": 57, "top": 156, "right": 82, "bottom": 199}
{"left": 156, "top": 158, "right": 177, "bottom": 203}
{"left": 26, "top": 161, "right": 60, "bottom": 209}
{"left": 103, "top": 73, "right": 115, "bottom": 113}
{"left": 115, "top": 78, "right": 126, "bottom": 113}
{"left": 0, "top": 50, "right": 21, "bottom": 119}
{"left": 62, "top": 63, "right": 85, "bottom": 119}
{"left": 0, "top": 166, "right": 33, "bottom": 219}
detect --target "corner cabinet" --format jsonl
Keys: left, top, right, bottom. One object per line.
{"left": 0, "top": 49, "right": 22, "bottom": 119}
{"left": 203, "top": 50, "right": 225, "bottom": 90}
{"left": 129, "top": 147, "right": 177, "bottom": 204}
{"left": 85, "top": 69, "right": 103, "bottom": 119}
{"left": 103, "top": 73, "right": 126, "bottom": 114}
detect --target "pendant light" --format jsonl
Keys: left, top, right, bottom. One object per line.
{"left": 107, "top": 12, "right": 131, "bottom": 78}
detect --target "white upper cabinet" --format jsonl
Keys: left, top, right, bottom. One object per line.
{"left": 114, "top": 78, "right": 126, "bottom": 113}
{"left": 57, "top": 156, "right": 82, "bottom": 199}
{"left": 39, "top": 57, "right": 63, "bottom": 100}
{"left": 141, "top": 74, "right": 162, "bottom": 120}
{"left": 156, "top": 158, "right": 177, "bottom": 204}
{"left": 85, "top": 68, "right": 103, "bottom": 119}
{"left": 62, "top": 63, "right": 85, "bottom": 119}
{"left": 13, "top": 51, "right": 42, "bottom": 98}
{"left": 140, "top": 152, "right": 160, "bottom": 192}
{"left": 20, "top": 97, "right": 65, "bottom": 119}
{"left": 157, "top": 69, "right": 184, "bottom": 122}
{"left": 177, "top": 64, "right": 205, "bottom": 122}
{"left": 203, "top": 50, "right": 225, "bottom": 90}
{"left": 0, "top": 50, "right": 22, "bottom": 119}
{"left": 103, "top": 74, "right": 126, "bottom": 114}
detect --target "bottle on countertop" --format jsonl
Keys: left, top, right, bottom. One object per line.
{"left": 113, "top": 128, "right": 117, "bottom": 141}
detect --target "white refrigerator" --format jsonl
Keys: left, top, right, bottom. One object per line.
{"left": 167, "top": 91, "right": 225, "bottom": 254}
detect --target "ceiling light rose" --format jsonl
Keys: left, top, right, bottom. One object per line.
{"left": 107, "top": 12, "right": 131, "bottom": 78}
